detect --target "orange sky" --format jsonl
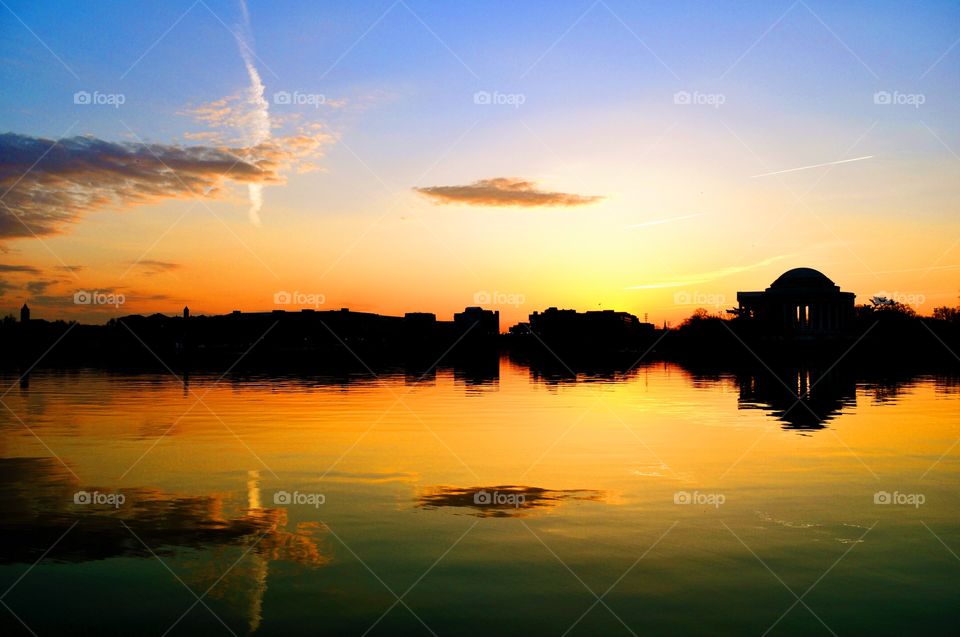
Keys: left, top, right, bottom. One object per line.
{"left": 1, "top": 1, "right": 957, "bottom": 329}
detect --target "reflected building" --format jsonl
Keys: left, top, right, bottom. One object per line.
{"left": 738, "top": 366, "right": 857, "bottom": 430}
{"left": 736, "top": 268, "right": 855, "bottom": 340}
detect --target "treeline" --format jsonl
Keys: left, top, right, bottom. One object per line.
{"left": 665, "top": 297, "right": 960, "bottom": 368}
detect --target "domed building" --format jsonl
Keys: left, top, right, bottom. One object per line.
{"left": 736, "top": 268, "right": 855, "bottom": 339}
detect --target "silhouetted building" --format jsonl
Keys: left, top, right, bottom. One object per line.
{"left": 736, "top": 268, "right": 855, "bottom": 340}
{"left": 529, "top": 308, "right": 652, "bottom": 344}
{"left": 508, "top": 322, "right": 530, "bottom": 336}
{"left": 20, "top": 303, "right": 29, "bottom": 323}
{"left": 521, "top": 307, "right": 656, "bottom": 359}
{"left": 453, "top": 307, "right": 499, "bottom": 337}
{"left": 183, "top": 306, "right": 189, "bottom": 319}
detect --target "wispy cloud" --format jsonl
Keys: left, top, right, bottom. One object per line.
{"left": 414, "top": 177, "right": 604, "bottom": 208}
{"left": 749, "top": 156, "right": 873, "bottom": 178}
{"left": 626, "top": 255, "right": 792, "bottom": 289}
{"left": 233, "top": 0, "right": 271, "bottom": 226}
{"left": 130, "top": 260, "right": 181, "bottom": 275}
{"left": 25, "top": 279, "right": 56, "bottom": 295}
{"left": 0, "top": 132, "right": 330, "bottom": 240}
{"left": 626, "top": 213, "right": 705, "bottom": 229}
{"left": 0, "top": 264, "right": 41, "bottom": 274}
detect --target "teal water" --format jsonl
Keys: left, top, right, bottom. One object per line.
{"left": 0, "top": 362, "right": 957, "bottom": 635}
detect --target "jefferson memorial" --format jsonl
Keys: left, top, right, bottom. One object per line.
{"left": 736, "top": 268, "right": 856, "bottom": 339}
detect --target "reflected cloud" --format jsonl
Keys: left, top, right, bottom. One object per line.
{"left": 322, "top": 470, "right": 419, "bottom": 484}
{"left": 0, "top": 458, "right": 328, "bottom": 568}
{"left": 0, "top": 460, "right": 329, "bottom": 634}
{"left": 417, "top": 485, "right": 605, "bottom": 518}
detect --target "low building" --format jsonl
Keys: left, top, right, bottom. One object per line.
{"left": 527, "top": 307, "right": 655, "bottom": 351}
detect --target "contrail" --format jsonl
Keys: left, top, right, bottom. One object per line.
{"left": 749, "top": 155, "right": 873, "bottom": 178}
{"left": 626, "top": 213, "right": 705, "bottom": 229}
{"left": 234, "top": 0, "right": 270, "bottom": 226}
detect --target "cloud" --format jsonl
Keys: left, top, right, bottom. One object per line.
{"left": 182, "top": 131, "right": 222, "bottom": 142}
{"left": 626, "top": 213, "right": 705, "bottom": 229}
{"left": 232, "top": 0, "right": 271, "bottom": 226}
{"left": 25, "top": 279, "right": 56, "bottom": 295}
{"left": 625, "top": 255, "right": 793, "bottom": 290}
{"left": 0, "top": 264, "right": 41, "bottom": 274}
{"left": 0, "top": 132, "right": 330, "bottom": 240}
{"left": 413, "top": 178, "right": 604, "bottom": 208}
{"left": 130, "top": 260, "right": 181, "bottom": 275}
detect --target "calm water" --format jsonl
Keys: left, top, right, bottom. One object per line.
{"left": 0, "top": 361, "right": 958, "bottom": 636}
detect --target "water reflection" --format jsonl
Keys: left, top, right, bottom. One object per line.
{"left": 0, "top": 461, "right": 325, "bottom": 565}
{"left": 417, "top": 485, "right": 605, "bottom": 517}
{"left": 0, "top": 461, "right": 327, "bottom": 632}
{"left": 737, "top": 366, "right": 857, "bottom": 430}
{"left": 1, "top": 364, "right": 958, "bottom": 635}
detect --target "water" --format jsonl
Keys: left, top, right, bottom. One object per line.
{"left": 0, "top": 361, "right": 957, "bottom": 636}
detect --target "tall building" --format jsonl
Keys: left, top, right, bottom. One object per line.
{"left": 453, "top": 307, "right": 499, "bottom": 337}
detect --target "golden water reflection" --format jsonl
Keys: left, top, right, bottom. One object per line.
{"left": 0, "top": 360, "right": 957, "bottom": 635}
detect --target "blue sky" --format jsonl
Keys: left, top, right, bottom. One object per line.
{"left": 0, "top": 0, "right": 958, "bottom": 324}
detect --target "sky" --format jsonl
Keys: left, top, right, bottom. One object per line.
{"left": 0, "top": 0, "right": 958, "bottom": 328}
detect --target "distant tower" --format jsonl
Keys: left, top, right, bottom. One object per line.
{"left": 20, "top": 303, "right": 29, "bottom": 323}
{"left": 183, "top": 306, "right": 190, "bottom": 319}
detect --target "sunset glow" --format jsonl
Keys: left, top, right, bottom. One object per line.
{"left": 1, "top": 1, "right": 957, "bottom": 327}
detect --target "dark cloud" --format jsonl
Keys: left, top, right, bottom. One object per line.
{"left": 0, "top": 132, "right": 330, "bottom": 239}
{"left": 0, "top": 263, "right": 42, "bottom": 298}
{"left": 0, "top": 263, "right": 41, "bottom": 274}
{"left": 25, "top": 279, "right": 56, "bottom": 295}
{"left": 414, "top": 177, "right": 604, "bottom": 208}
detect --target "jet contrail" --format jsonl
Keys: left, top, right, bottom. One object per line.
{"left": 750, "top": 155, "right": 873, "bottom": 178}
{"left": 626, "top": 213, "right": 705, "bottom": 229}
{"left": 234, "top": 0, "right": 270, "bottom": 226}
